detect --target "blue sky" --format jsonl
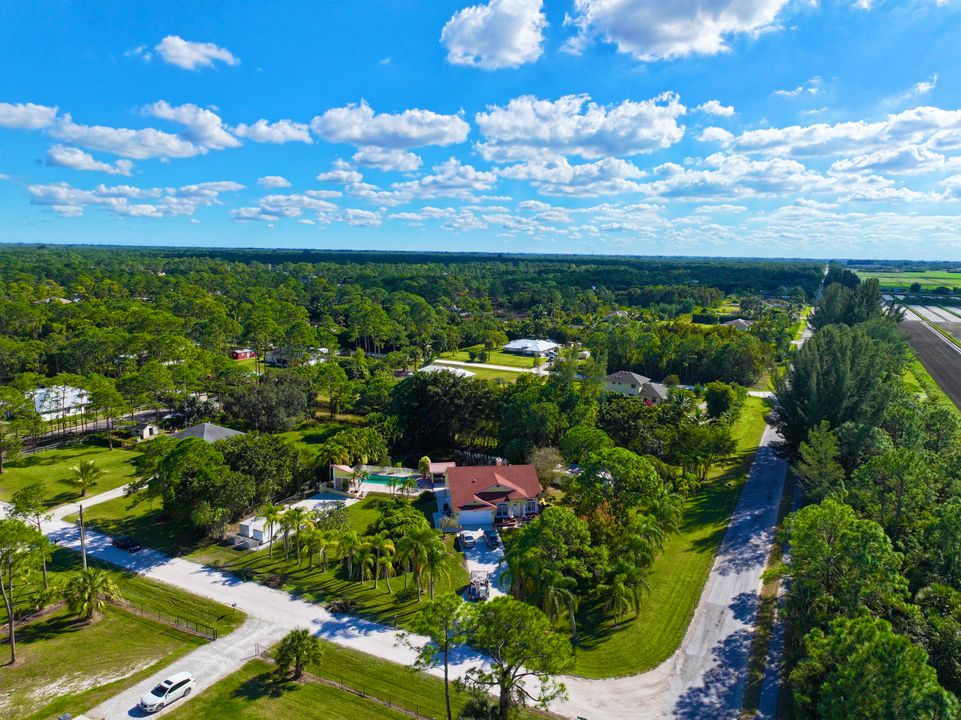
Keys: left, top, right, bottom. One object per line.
{"left": 1, "top": 1, "right": 960, "bottom": 259}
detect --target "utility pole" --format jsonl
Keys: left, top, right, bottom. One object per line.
{"left": 78, "top": 504, "right": 88, "bottom": 570}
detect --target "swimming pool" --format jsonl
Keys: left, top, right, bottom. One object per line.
{"left": 366, "top": 474, "right": 418, "bottom": 485}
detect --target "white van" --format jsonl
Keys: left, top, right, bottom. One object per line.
{"left": 138, "top": 671, "right": 196, "bottom": 712}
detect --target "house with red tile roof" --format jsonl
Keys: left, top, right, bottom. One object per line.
{"left": 444, "top": 464, "right": 541, "bottom": 526}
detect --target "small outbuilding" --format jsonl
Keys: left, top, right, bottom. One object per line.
{"left": 502, "top": 338, "right": 560, "bottom": 357}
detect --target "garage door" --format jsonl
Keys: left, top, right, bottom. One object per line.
{"left": 458, "top": 510, "right": 493, "bottom": 527}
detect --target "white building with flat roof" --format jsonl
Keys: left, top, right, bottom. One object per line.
{"left": 502, "top": 338, "right": 560, "bottom": 356}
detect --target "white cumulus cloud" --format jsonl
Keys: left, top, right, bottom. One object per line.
{"left": 52, "top": 115, "right": 205, "bottom": 159}
{"left": 45, "top": 145, "right": 134, "bottom": 176}
{"left": 441, "top": 0, "right": 547, "bottom": 69}
{"left": 695, "top": 100, "right": 735, "bottom": 116}
{"left": 564, "top": 0, "right": 789, "bottom": 61}
{"left": 475, "top": 92, "right": 686, "bottom": 161}
{"left": 351, "top": 146, "right": 422, "bottom": 172}
{"left": 154, "top": 35, "right": 240, "bottom": 70}
{"left": 311, "top": 101, "right": 470, "bottom": 149}
{"left": 143, "top": 101, "right": 240, "bottom": 150}
{"left": 0, "top": 102, "right": 59, "bottom": 129}
{"left": 233, "top": 119, "right": 312, "bottom": 144}
{"left": 257, "top": 175, "right": 292, "bottom": 188}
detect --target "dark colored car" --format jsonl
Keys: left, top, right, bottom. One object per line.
{"left": 113, "top": 536, "right": 142, "bottom": 552}
{"left": 483, "top": 528, "right": 500, "bottom": 548}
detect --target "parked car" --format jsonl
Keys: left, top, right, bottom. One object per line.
{"left": 483, "top": 528, "right": 500, "bottom": 548}
{"left": 458, "top": 531, "right": 476, "bottom": 550}
{"left": 139, "top": 671, "right": 195, "bottom": 713}
{"left": 112, "top": 536, "right": 142, "bottom": 553}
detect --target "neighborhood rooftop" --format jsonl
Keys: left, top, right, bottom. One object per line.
{"left": 173, "top": 422, "right": 245, "bottom": 443}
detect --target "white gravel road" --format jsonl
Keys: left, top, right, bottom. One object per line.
{"left": 40, "top": 419, "right": 786, "bottom": 720}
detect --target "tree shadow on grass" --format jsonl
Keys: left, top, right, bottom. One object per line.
{"left": 233, "top": 670, "right": 296, "bottom": 700}
{"left": 15, "top": 612, "right": 87, "bottom": 644}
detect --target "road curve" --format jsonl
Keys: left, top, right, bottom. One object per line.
{"left": 37, "top": 421, "right": 786, "bottom": 719}
{"left": 553, "top": 424, "right": 787, "bottom": 720}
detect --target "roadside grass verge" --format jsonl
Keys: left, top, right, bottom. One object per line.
{"left": 163, "top": 658, "right": 413, "bottom": 720}
{"left": 0, "top": 443, "right": 140, "bottom": 506}
{"left": 571, "top": 396, "right": 770, "bottom": 678}
{"left": 905, "top": 354, "right": 961, "bottom": 415}
{"left": 164, "top": 649, "right": 549, "bottom": 720}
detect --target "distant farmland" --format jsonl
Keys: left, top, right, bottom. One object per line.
{"left": 857, "top": 270, "right": 961, "bottom": 289}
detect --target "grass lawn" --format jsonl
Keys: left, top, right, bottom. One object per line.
{"left": 439, "top": 345, "right": 545, "bottom": 369}
{"left": 856, "top": 269, "right": 961, "bottom": 289}
{"left": 163, "top": 658, "right": 416, "bottom": 720}
{"left": 165, "top": 651, "right": 547, "bottom": 720}
{"left": 571, "top": 396, "right": 771, "bottom": 678}
{"left": 434, "top": 362, "right": 523, "bottom": 383}
{"left": 1, "top": 546, "right": 244, "bottom": 720}
{"left": 72, "top": 490, "right": 468, "bottom": 633}
{"left": 3, "top": 606, "right": 206, "bottom": 720}
{"left": 0, "top": 443, "right": 141, "bottom": 507}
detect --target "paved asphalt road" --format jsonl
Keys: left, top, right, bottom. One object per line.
{"left": 553, "top": 424, "right": 787, "bottom": 720}
{"left": 41, "top": 420, "right": 787, "bottom": 720}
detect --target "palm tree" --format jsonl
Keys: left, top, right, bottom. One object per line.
{"left": 303, "top": 529, "right": 321, "bottom": 570}
{"left": 279, "top": 511, "right": 297, "bottom": 561}
{"left": 63, "top": 568, "right": 122, "bottom": 621}
{"left": 350, "top": 468, "right": 370, "bottom": 493}
{"left": 354, "top": 541, "right": 376, "bottom": 584}
{"left": 274, "top": 629, "right": 323, "bottom": 680}
{"left": 401, "top": 476, "right": 418, "bottom": 498}
{"left": 260, "top": 502, "right": 283, "bottom": 558}
{"left": 542, "top": 573, "right": 579, "bottom": 641}
{"left": 286, "top": 506, "right": 313, "bottom": 565}
{"left": 397, "top": 527, "right": 429, "bottom": 599}
{"left": 318, "top": 530, "right": 340, "bottom": 572}
{"left": 422, "top": 533, "right": 450, "bottom": 601}
{"left": 387, "top": 477, "right": 398, "bottom": 496}
{"left": 598, "top": 573, "right": 640, "bottom": 628}
{"left": 378, "top": 552, "right": 396, "bottom": 593}
{"left": 67, "top": 459, "right": 103, "bottom": 498}
{"left": 372, "top": 534, "right": 395, "bottom": 590}
{"left": 339, "top": 530, "right": 361, "bottom": 579}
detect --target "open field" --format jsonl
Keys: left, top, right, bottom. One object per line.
{"left": 858, "top": 270, "right": 961, "bottom": 289}
{"left": 0, "top": 443, "right": 141, "bottom": 506}
{"left": 900, "top": 320, "right": 961, "bottom": 410}
{"left": 571, "top": 395, "right": 770, "bottom": 677}
{"left": 439, "top": 345, "right": 545, "bottom": 369}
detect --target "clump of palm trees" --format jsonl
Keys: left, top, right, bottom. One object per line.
{"left": 256, "top": 500, "right": 452, "bottom": 601}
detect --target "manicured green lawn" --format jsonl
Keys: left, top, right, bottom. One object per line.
{"left": 856, "top": 269, "right": 961, "bottom": 289}
{"left": 0, "top": 547, "right": 247, "bottom": 636}
{"left": 439, "top": 345, "right": 545, "bottom": 369}
{"left": 190, "top": 533, "right": 468, "bottom": 632}
{"left": 4, "top": 606, "right": 205, "bottom": 720}
{"left": 0, "top": 443, "right": 141, "bottom": 506}
{"left": 64, "top": 492, "right": 203, "bottom": 557}
{"left": 571, "top": 396, "right": 770, "bottom": 677}
{"left": 163, "top": 659, "right": 412, "bottom": 720}
{"left": 278, "top": 421, "right": 354, "bottom": 458}
{"left": 72, "top": 491, "right": 467, "bottom": 632}
{"left": 437, "top": 363, "right": 522, "bottom": 383}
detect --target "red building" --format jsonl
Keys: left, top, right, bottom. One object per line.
{"left": 231, "top": 348, "right": 257, "bottom": 360}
